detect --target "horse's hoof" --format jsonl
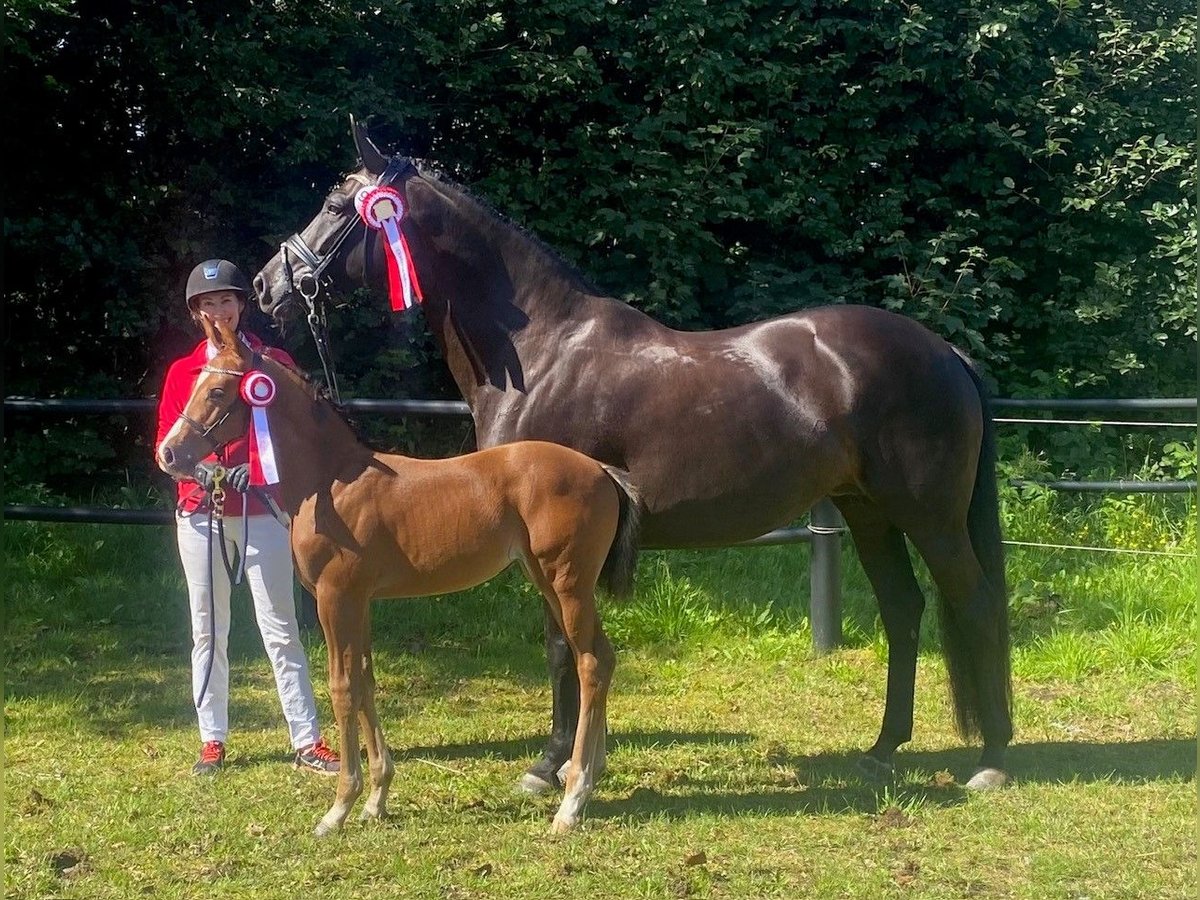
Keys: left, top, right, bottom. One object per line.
{"left": 517, "top": 772, "right": 558, "bottom": 795}
{"left": 359, "top": 807, "right": 388, "bottom": 822}
{"left": 858, "top": 754, "right": 895, "bottom": 782}
{"left": 965, "top": 767, "right": 1008, "bottom": 791}
{"left": 550, "top": 814, "right": 578, "bottom": 835}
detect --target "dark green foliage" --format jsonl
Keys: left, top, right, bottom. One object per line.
{"left": 4, "top": 0, "right": 1194, "bottom": 498}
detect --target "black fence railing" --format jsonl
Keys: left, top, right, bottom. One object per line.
{"left": 5, "top": 395, "right": 1195, "bottom": 651}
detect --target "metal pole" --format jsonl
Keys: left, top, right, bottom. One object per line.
{"left": 808, "top": 497, "right": 845, "bottom": 654}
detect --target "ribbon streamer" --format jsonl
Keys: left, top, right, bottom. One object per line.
{"left": 355, "top": 185, "right": 424, "bottom": 312}
{"left": 240, "top": 371, "right": 280, "bottom": 485}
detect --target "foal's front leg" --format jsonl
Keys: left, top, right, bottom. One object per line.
{"left": 315, "top": 592, "right": 368, "bottom": 837}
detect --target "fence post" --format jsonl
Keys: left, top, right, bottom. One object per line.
{"left": 808, "top": 497, "right": 846, "bottom": 653}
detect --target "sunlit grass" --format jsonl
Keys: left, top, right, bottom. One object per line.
{"left": 4, "top": 496, "right": 1195, "bottom": 899}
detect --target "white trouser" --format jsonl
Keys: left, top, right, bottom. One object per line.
{"left": 176, "top": 511, "right": 320, "bottom": 749}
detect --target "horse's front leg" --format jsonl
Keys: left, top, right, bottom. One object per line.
{"left": 314, "top": 591, "right": 368, "bottom": 836}
{"left": 551, "top": 615, "right": 614, "bottom": 834}
{"left": 357, "top": 637, "right": 394, "bottom": 822}
{"left": 518, "top": 602, "right": 580, "bottom": 795}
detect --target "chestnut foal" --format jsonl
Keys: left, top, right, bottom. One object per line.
{"left": 157, "top": 318, "right": 639, "bottom": 834}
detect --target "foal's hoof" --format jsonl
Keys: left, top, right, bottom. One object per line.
{"left": 556, "top": 759, "right": 606, "bottom": 785}
{"left": 965, "top": 767, "right": 1008, "bottom": 791}
{"left": 313, "top": 819, "right": 342, "bottom": 838}
{"left": 517, "top": 772, "right": 558, "bottom": 796}
{"left": 550, "top": 814, "right": 579, "bottom": 835}
{"left": 858, "top": 754, "right": 895, "bottom": 783}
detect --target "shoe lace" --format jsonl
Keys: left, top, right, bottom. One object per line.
{"left": 199, "top": 741, "right": 224, "bottom": 763}
{"left": 307, "top": 738, "right": 339, "bottom": 763}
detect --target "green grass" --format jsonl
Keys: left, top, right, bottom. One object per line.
{"left": 4, "top": 494, "right": 1196, "bottom": 899}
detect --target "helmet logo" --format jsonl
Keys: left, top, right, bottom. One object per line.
{"left": 203, "top": 263, "right": 221, "bottom": 280}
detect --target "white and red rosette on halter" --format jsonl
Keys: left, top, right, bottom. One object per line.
{"left": 355, "top": 184, "right": 424, "bottom": 312}
{"left": 240, "top": 371, "right": 280, "bottom": 486}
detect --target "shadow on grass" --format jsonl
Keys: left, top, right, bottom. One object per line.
{"left": 393, "top": 732, "right": 1194, "bottom": 785}
{"left": 585, "top": 737, "right": 1196, "bottom": 823}
{"left": 313, "top": 735, "right": 1194, "bottom": 826}
{"left": 391, "top": 729, "right": 756, "bottom": 765}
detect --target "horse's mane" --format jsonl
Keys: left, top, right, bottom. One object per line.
{"left": 412, "top": 160, "right": 604, "bottom": 297}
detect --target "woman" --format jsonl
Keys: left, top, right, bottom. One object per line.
{"left": 155, "top": 258, "right": 339, "bottom": 777}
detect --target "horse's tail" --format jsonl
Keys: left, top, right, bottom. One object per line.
{"left": 941, "top": 349, "right": 1013, "bottom": 739}
{"left": 597, "top": 465, "right": 642, "bottom": 599}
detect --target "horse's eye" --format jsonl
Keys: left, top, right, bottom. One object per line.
{"left": 208, "top": 388, "right": 225, "bottom": 402}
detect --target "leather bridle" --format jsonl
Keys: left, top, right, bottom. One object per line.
{"left": 274, "top": 157, "right": 416, "bottom": 403}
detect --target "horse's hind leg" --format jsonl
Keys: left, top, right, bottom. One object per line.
{"left": 517, "top": 604, "right": 580, "bottom": 796}
{"left": 357, "top": 622, "right": 395, "bottom": 822}
{"left": 908, "top": 527, "right": 1013, "bottom": 789}
{"left": 838, "top": 503, "right": 927, "bottom": 779}
{"left": 314, "top": 589, "right": 368, "bottom": 836}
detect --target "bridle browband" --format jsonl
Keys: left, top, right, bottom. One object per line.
{"left": 276, "top": 156, "right": 416, "bottom": 403}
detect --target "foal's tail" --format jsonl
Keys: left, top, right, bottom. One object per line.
{"left": 597, "top": 465, "right": 643, "bottom": 599}
{"left": 942, "top": 350, "right": 1013, "bottom": 739}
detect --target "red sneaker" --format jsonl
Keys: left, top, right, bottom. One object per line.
{"left": 192, "top": 740, "right": 225, "bottom": 776}
{"left": 294, "top": 737, "right": 340, "bottom": 776}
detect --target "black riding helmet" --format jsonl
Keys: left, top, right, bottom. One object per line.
{"left": 185, "top": 259, "right": 251, "bottom": 303}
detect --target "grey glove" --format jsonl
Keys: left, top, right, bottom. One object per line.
{"left": 225, "top": 463, "right": 251, "bottom": 493}
{"left": 193, "top": 462, "right": 219, "bottom": 491}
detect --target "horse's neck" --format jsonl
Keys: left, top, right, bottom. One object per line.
{"left": 409, "top": 177, "right": 657, "bottom": 402}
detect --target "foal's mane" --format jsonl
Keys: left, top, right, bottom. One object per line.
{"left": 252, "top": 348, "right": 372, "bottom": 446}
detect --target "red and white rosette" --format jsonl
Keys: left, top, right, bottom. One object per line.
{"left": 355, "top": 184, "right": 424, "bottom": 312}
{"left": 240, "top": 371, "right": 280, "bottom": 485}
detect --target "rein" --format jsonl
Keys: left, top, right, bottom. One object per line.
{"left": 277, "top": 157, "right": 417, "bottom": 404}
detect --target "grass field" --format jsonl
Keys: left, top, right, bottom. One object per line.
{"left": 4, "top": 491, "right": 1196, "bottom": 899}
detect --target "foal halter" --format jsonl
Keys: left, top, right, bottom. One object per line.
{"left": 178, "top": 356, "right": 261, "bottom": 454}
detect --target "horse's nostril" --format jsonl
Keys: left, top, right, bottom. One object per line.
{"left": 252, "top": 273, "right": 266, "bottom": 302}
{"left": 161, "top": 446, "right": 175, "bottom": 467}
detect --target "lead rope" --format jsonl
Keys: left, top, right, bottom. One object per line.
{"left": 196, "top": 466, "right": 227, "bottom": 709}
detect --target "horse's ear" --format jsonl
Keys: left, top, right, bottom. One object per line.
{"left": 200, "top": 313, "right": 220, "bottom": 348}
{"left": 208, "top": 317, "right": 247, "bottom": 359}
{"left": 350, "top": 113, "right": 389, "bottom": 174}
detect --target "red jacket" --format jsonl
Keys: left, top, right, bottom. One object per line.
{"left": 156, "top": 333, "right": 296, "bottom": 516}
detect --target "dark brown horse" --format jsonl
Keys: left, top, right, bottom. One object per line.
{"left": 157, "top": 316, "right": 640, "bottom": 834}
{"left": 254, "top": 119, "right": 1013, "bottom": 792}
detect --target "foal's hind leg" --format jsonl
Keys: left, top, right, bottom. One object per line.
{"left": 838, "top": 503, "right": 927, "bottom": 780}
{"left": 549, "top": 594, "right": 614, "bottom": 834}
